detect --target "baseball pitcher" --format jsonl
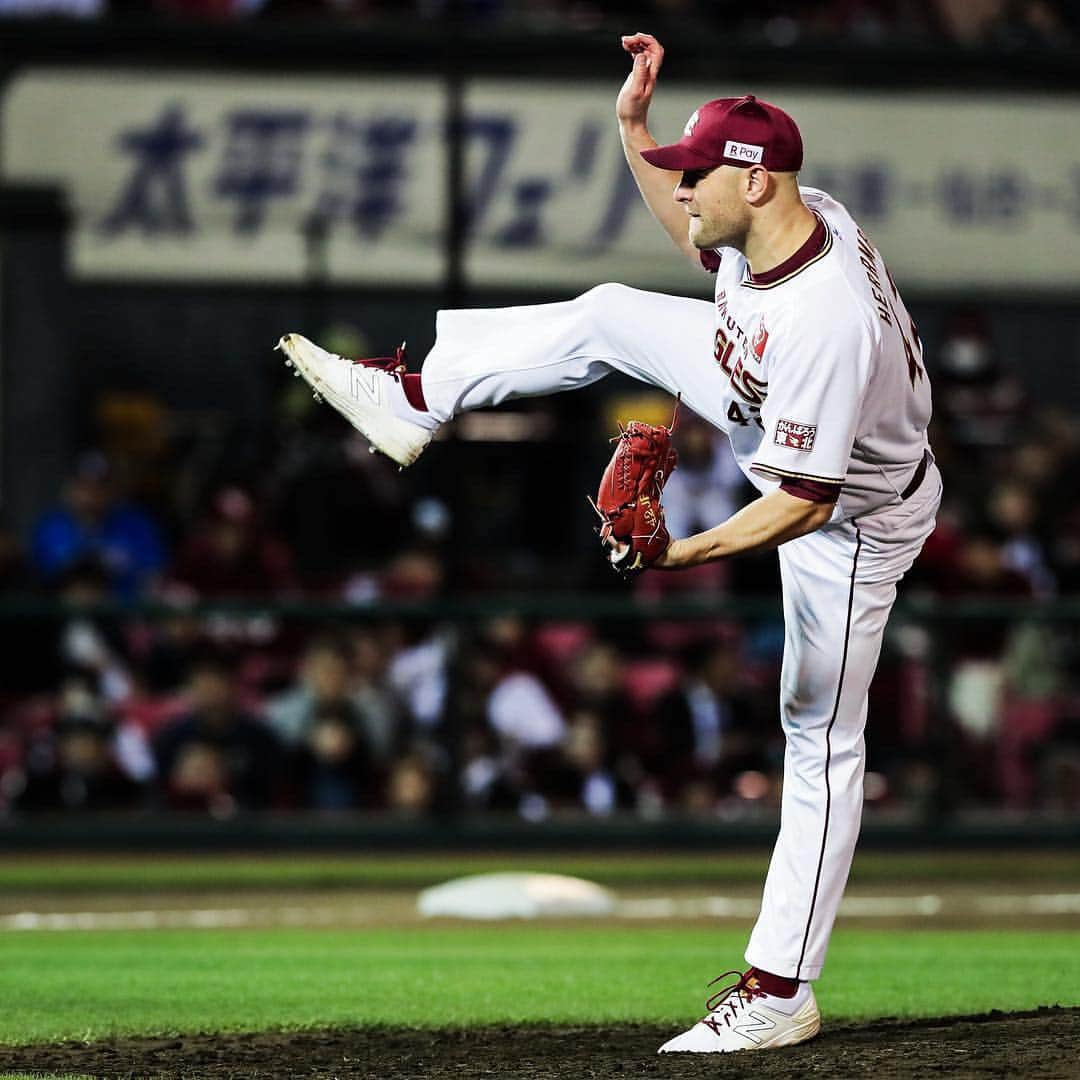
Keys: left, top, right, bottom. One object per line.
{"left": 276, "top": 31, "right": 942, "bottom": 1054}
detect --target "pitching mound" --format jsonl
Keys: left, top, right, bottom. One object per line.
{"left": 1, "top": 1007, "right": 1076, "bottom": 1078}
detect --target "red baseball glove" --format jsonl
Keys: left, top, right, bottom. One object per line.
{"left": 589, "top": 410, "right": 678, "bottom": 580}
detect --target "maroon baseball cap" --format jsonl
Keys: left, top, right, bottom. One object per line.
{"left": 640, "top": 95, "right": 803, "bottom": 173}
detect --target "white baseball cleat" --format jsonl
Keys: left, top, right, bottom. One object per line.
{"left": 658, "top": 970, "right": 820, "bottom": 1054}
{"left": 275, "top": 333, "right": 437, "bottom": 468}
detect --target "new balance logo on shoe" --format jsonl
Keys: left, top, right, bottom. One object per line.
{"left": 731, "top": 1010, "right": 778, "bottom": 1045}
{"left": 350, "top": 367, "right": 382, "bottom": 404}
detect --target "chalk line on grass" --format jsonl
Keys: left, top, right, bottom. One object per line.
{"left": 0, "top": 906, "right": 366, "bottom": 932}
{"left": 1, "top": 893, "right": 1079, "bottom": 931}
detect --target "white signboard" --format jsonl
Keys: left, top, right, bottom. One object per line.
{"left": 1, "top": 70, "right": 447, "bottom": 284}
{"left": 3, "top": 69, "right": 1079, "bottom": 292}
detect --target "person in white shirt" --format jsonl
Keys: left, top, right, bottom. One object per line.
{"left": 277, "top": 30, "right": 941, "bottom": 1055}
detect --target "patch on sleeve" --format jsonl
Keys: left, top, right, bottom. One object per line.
{"left": 774, "top": 418, "right": 817, "bottom": 452}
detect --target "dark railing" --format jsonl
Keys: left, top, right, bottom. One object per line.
{"left": 3, "top": 595, "right": 1080, "bottom": 622}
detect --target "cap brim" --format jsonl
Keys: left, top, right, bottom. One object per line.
{"left": 639, "top": 142, "right": 718, "bottom": 172}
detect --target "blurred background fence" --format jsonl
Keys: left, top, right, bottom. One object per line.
{"left": 1, "top": 1, "right": 1080, "bottom": 846}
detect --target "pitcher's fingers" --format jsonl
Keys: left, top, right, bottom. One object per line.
{"left": 621, "top": 31, "right": 657, "bottom": 53}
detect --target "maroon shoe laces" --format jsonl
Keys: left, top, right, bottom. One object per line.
{"left": 700, "top": 970, "right": 767, "bottom": 1035}
{"left": 352, "top": 343, "right": 407, "bottom": 379}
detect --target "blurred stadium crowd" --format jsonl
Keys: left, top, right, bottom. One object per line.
{"left": 1, "top": 0, "right": 1076, "bottom": 49}
{"left": 1, "top": 303, "right": 1080, "bottom": 821}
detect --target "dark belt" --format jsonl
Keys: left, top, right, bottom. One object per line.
{"left": 900, "top": 450, "right": 930, "bottom": 501}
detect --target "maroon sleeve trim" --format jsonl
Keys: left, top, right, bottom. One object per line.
{"left": 700, "top": 249, "right": 721, "bottom": 273}
{"left": 780, "top": 477, "right": 842, "bottom": 504}
{"left": 751, "top": 461, "right": 846, "bottom": 484}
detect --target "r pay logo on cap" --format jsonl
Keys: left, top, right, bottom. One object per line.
{"left": 684, "top": 109, "right": 701, "bottom": 137}
{"left": 724, "top": 140, "right": 764, "bottom": 164}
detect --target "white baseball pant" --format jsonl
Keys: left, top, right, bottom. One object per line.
{"left": 419, "top": 283, "right": 941, "bottom": 981}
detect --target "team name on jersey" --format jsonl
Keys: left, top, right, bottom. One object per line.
{"left": 715, "top": 316, "right": 768, "bottom": 406}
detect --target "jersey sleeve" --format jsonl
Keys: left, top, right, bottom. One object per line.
{"left": 750, "top": 305, "right": 873, "bottom": 486}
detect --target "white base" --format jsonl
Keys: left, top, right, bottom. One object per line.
{"left": 417, "top": 873, "right": 615, "bottom": 920}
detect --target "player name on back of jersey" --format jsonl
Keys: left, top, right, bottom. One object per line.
{"left": 855, "top": 227, "right": 894, "bottom": 327}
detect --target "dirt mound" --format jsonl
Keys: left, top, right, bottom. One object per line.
{"left": 1, "top": 1007, "right": 1077, "bottom": 1079}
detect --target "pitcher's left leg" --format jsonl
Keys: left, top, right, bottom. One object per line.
{"left": 745, "top": 524, "right": 897, "bottom": 981}
{"left": 276, "top": 285, "right": 719, "bottom": 467}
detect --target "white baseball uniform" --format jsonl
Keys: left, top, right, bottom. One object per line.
{"left": 417, "top": 186, "right": 941, "bottom": 981}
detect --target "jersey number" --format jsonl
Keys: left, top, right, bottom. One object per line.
{"left": 883, "top": 259, "right": 925, "bottom": 390}
{"left": 898, "top": 314, "right": 924, "bottom": 390}
{"left": 728, "top": 401, "right": 764, "bottom": 430}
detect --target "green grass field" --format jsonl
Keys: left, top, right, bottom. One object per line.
{"left": 0, "top": 850, "right": 1077, "bottom": 1049}
{"left": 1, "top": 925, "right": 1078, "bottom": 1045}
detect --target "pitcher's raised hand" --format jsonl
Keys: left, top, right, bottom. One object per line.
{"left": 617, "top": 33, "right": 665, "bottom": 129}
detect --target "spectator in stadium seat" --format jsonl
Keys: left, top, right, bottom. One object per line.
{"left": 134, "top": 586, "right": 212, "bottom": 695}
{"left": 266, "top": 634, "right": 397, "bottom": 781}
{"left": 941, "top": 529, "right": 1032, "bottom": 613}
{"left": 937, "top": 530, "right": 1036, "bottom": 802}
{"left": 555, "top": 713, "right": 636, "bottom": 815}
{"left": 30, "top": 452, "right": 166, "bottom": 599}
{"left": 996, "top": 622, "right": 1065, "bottom": 808}
{"left": 3, "top": 555, "right": 139, "bottom": 702}
{"left": 647, "top": 637, "right": 767, "bottom": 808}
{"left": 985, "top": 480, "right": 1055, "bottom": 596}
{"left": 54, "top": 558, "right": 135, "bottom": 704}
{"left": 528, "top": 640, "right": 639, "bottom": 816}
{"left": 289, "top": 701, "right": 380, "bottom": 811}
{"left": 933, "top": 307, "right": 1026, "bottom": 457}
{"left": 445, "top": 627, "right": 566, "bottom": 818}
{"left": 12, "top": 673, "right": 145, "bottom": 813}
{"left": 172, "top": 486, "right": 294, "bottom": 598}
{"left": 558, "top": 641, "right": 643, "bottom": 810}
{"left": 266, "top": 637, "right": 356, "bottom": 744}
{"left": 152, "top": 653, "right": 283, "bottom": 813}
{"left": 460, "top": 721, "right": 520, "bottom": 812}
{"left": 385, "top": 748, "right": 438, "bottom": 815}
{"left": 347, "top": 628, "right": 401, "bottom": 762}
{"left": 269, "top": 385, "right": 410, "bottom": 591}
